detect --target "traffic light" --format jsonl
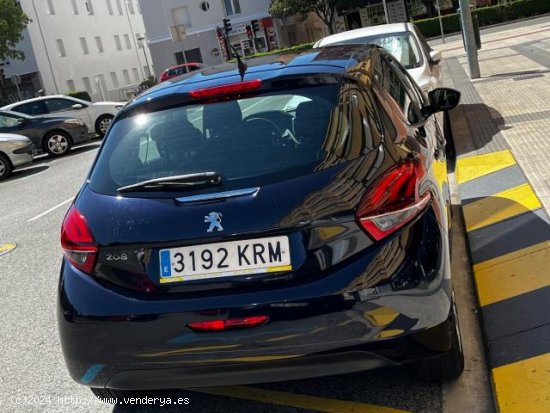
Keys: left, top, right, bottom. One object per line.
{"left": 223, "top": 18, "right": 232, "bottom": 35}
{"left": 251, "top": 19, "right": 260, "bottom": 34}
{"left": 246, "top": 25, "right": 253, "bottom": 40}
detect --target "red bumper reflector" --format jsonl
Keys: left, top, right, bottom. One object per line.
{"left": 188, "top": 316, "right": 269, "bottom": 332}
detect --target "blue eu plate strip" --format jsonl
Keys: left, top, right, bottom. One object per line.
{"left": 160, "top": 250, "right": 172, "bottom": 277}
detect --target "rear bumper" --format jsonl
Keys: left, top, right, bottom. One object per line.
{"left": 58, "top": 206, "right": 453, "bottom": 389}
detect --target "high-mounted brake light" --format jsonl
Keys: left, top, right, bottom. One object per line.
{"left": 356, "top": 160, "right": 431, "bottom": 241}
{"left": 188, "top": 316, "right": 269, "bottom": 332}
{"left": 61, "top": 206, "right": 98, "bottom": 274}
{"left": 189, "top": 79, "right": 262, "bottom": 99}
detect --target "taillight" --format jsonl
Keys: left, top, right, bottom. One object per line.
{"left": 188, "top": 316, "right": 269, "bottom": 332}
{"left": 61, "top": 206, "right": 98, "bottom": 274}
{"left": 356, "top": 160, "right": 431, "bottom": 241}
{"left": 189, "top": 79, "right": 262, "bottom": 99}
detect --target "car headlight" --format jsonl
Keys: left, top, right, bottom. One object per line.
{"left": 64, "top": 119, "right": 86, "bottom": 126}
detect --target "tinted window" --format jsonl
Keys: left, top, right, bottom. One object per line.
{"left": 89, "top": 83, "right": 374, "bottom": 196}
{"left": 13, "top": 101, "right": 47, "bottom": 116}
{"left": 336, "top": 33, "right": 423, "bottom": 69}
{"left": 44, "top": 98, "right": 77, "bottom": 113}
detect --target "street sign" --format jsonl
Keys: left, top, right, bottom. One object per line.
{"left": 386, "top": 0, "right": 408, "bottom": 23}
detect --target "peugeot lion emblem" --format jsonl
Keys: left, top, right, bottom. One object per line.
{"left": 205, "top": 212, "right": 224, "bottom": 233}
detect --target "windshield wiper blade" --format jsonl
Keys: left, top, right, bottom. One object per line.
{"left": 117, "top": 172, "right": 221, "bottom": 193}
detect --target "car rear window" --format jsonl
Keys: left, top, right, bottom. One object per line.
{"left": 88, "top": 84, "right": 344, "bottom": 196}
{"left": 336, "top": 33, "right": 422, "bottom": 69}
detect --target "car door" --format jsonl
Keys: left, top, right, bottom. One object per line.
{"left": 43, "top": 98, "right": 93, "bottom": 130}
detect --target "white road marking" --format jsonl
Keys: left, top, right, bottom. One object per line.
{"left": 28, "top": 197, "right": 75, "bottom": 222}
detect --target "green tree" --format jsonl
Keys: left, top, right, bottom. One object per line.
{"left": 0, "top": 0, "right": 30, "bottom": 61}
{"left": 269, "top": 0, "right": 351, "bottom": 34}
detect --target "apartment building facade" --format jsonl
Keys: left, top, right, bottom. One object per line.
{"left": 2, "top": 0, "right": 153, "bottom": 103}
{"left": 138, "top": 0, "right": 281, "bottom": 75}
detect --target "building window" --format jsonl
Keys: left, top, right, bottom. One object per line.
{"left": 132, "top": 68, "right": 139, "bottom": 83}
{"left": 116, "top": 0, "right": 123, "bottom": 15}
{"left": 127, "top": 0, "right": 135, "bottom": 14}
{"left": 82, "top": 77, "right": 93, "bottom": 93}
{"left": 85, "top": 0, "right": 94, "bottom": 15}
{"left": 124, "top": 34, "right": 132, "bottom": 50}
{"left": 80, "top": 37, "right": 89, "bottom": 55}
{"left": 136, "top": 0, "right": 141, "bottom": 14}
{"left": 114, "top": 35, "right": 122, "bottom": 51}
{"left": 144, "top": 65, "right": 151, "bottom": 77}
{"left": 175, "top": 52, "right": 184, "bottom": 65}
{"left": 110, "top": 72, "right": 119, "bottom": 88}
{"left": 171, "top": 6, "right": 191, "bottom": 29}
{"left": 136, "top": 33, "right": 143, "bottom": 48}
{"left": 122, "top": 69, "right": 131, "bottom": 85}
{"left": 223, "top": 0, "right": 240, "bottom": 16}
{"left": 66, "top": 80, "right": 76, "bottom": 92}
{"left": 56, "top": 39, "right": 66, "bottom": 57}
{"left": 95, "top": 36, "right": 104, "bottom": 53}
{"left": 71, "top": 0, "right": 79, "bottom": 15}
{"left": 46, "top": 0, "right": 55, "bottom": 15}
{"left": 106, "top": 0, "right": 113, "bottom": 15}
{"left": 200, "top": 1, "right": 210, "bottom": 12}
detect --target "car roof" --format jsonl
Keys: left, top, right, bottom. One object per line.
{"left": 123, "top": 45, "right": 379, "bottom": 116}
{"left": 2, "top": 95, "right": 76, "bottom": 108}
{"left": 315, "top": 23, "right": 413, "bottom": 47}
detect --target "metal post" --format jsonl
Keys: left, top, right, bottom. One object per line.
{"left": 435, "top": 0, "right": 445, "bottom": 44}
{"left": 382, "top": 0, "right": 390, "bottom": 24}
{"left": 138, "top": 37, "right": 151, "bottom": 78}
{"left": 459, "top": 0, "right": 480, "bottom": 79}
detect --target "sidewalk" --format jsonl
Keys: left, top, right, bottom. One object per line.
{"left": 436, "top": 18, "right": 550, "bottom": 413}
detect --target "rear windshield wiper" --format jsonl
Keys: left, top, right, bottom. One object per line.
{"left": 117, "top": 172, "right": 221, "bottom": 193}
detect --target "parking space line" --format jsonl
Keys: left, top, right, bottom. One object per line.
{"left": 492, "top": 353, "right": 550, "bottom": 413}
{"left": 462, "top": 183, "right": 542, "bottom": 232}
{"left": 28, "top": 197, "right": 74, "bottom": 222}
{"left": 456, "top": 150, "right": 516, "bottom": 185}
{"left": 195, "top": 386, "right": 409, "bottom": 413}
{"left": 473, "top": 241, "right": 550, "bottom": 306}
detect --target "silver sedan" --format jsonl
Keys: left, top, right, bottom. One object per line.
{"left": 0, "top": 133, "right": 34, "bottom": 181}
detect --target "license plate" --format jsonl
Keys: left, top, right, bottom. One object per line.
{"left": 159, "top": 236, "right": 291, "bottom": 284}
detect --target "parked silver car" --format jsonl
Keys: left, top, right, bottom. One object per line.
{"left": 0, "top": 133, "right": 34, "bottom": 181}
{"left": 314, "top": 23, "right": 442, "bottom": 93}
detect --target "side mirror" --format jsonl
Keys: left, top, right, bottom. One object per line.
{"left": 428, "top": 88, "right": 461, "bottom": 113}
{"left": 17, "top": 119, "right": 27, "bottom": 127}
{"left": 429, "top": 49, "right": 442, "bottom": 64}
{"left": 72, "top": 103, "right": 84, "bottom": 110}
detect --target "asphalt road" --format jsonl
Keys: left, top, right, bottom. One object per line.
{"left": 0, "top": 75, "right": 492, "bottom": 413}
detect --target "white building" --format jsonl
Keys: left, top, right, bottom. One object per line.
{"left": 5, "top": 0, "right": 153, "bottom": 102}
{"left": 139, "top": 0, "right": 281, "bottom": 75}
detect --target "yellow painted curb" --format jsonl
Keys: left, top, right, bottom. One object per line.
{"left": 457, "top": 150, "right": 516, "bottom": 185}
{"left": 474, "top": 241, "right": 550, "bottom": 306}
{"left": 492, "top": 353, "right": 550, "bottom": 413}
{"left": 463, "top": 183, "right": 542, "bottom": 232}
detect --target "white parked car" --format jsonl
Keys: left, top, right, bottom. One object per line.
{"left": 1, "top": 95, "right": 125, "bottom": 136}
{"left": 314, "top": 23, "right": 442, "bottom": 93}
{"left": 0, "top": 133, "right": 34, "bottom": 181}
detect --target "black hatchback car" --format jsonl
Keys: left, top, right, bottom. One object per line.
{"left": 58, "top": 45, "right": 463, "bottom": 399}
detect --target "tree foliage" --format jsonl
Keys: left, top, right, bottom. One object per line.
{"left": 269, "top": 0, "right": 356, "bottom": 34}
{"left": 0, "top": 0, "right": 30, "bottom": 61}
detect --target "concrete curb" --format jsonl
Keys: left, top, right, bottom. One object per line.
{"left": 456, "top": 150, "right": 550, "bottom": 412}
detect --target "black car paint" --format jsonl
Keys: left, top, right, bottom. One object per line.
{"left": 58, "top": 45, "right": 454, "bottom": 389}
